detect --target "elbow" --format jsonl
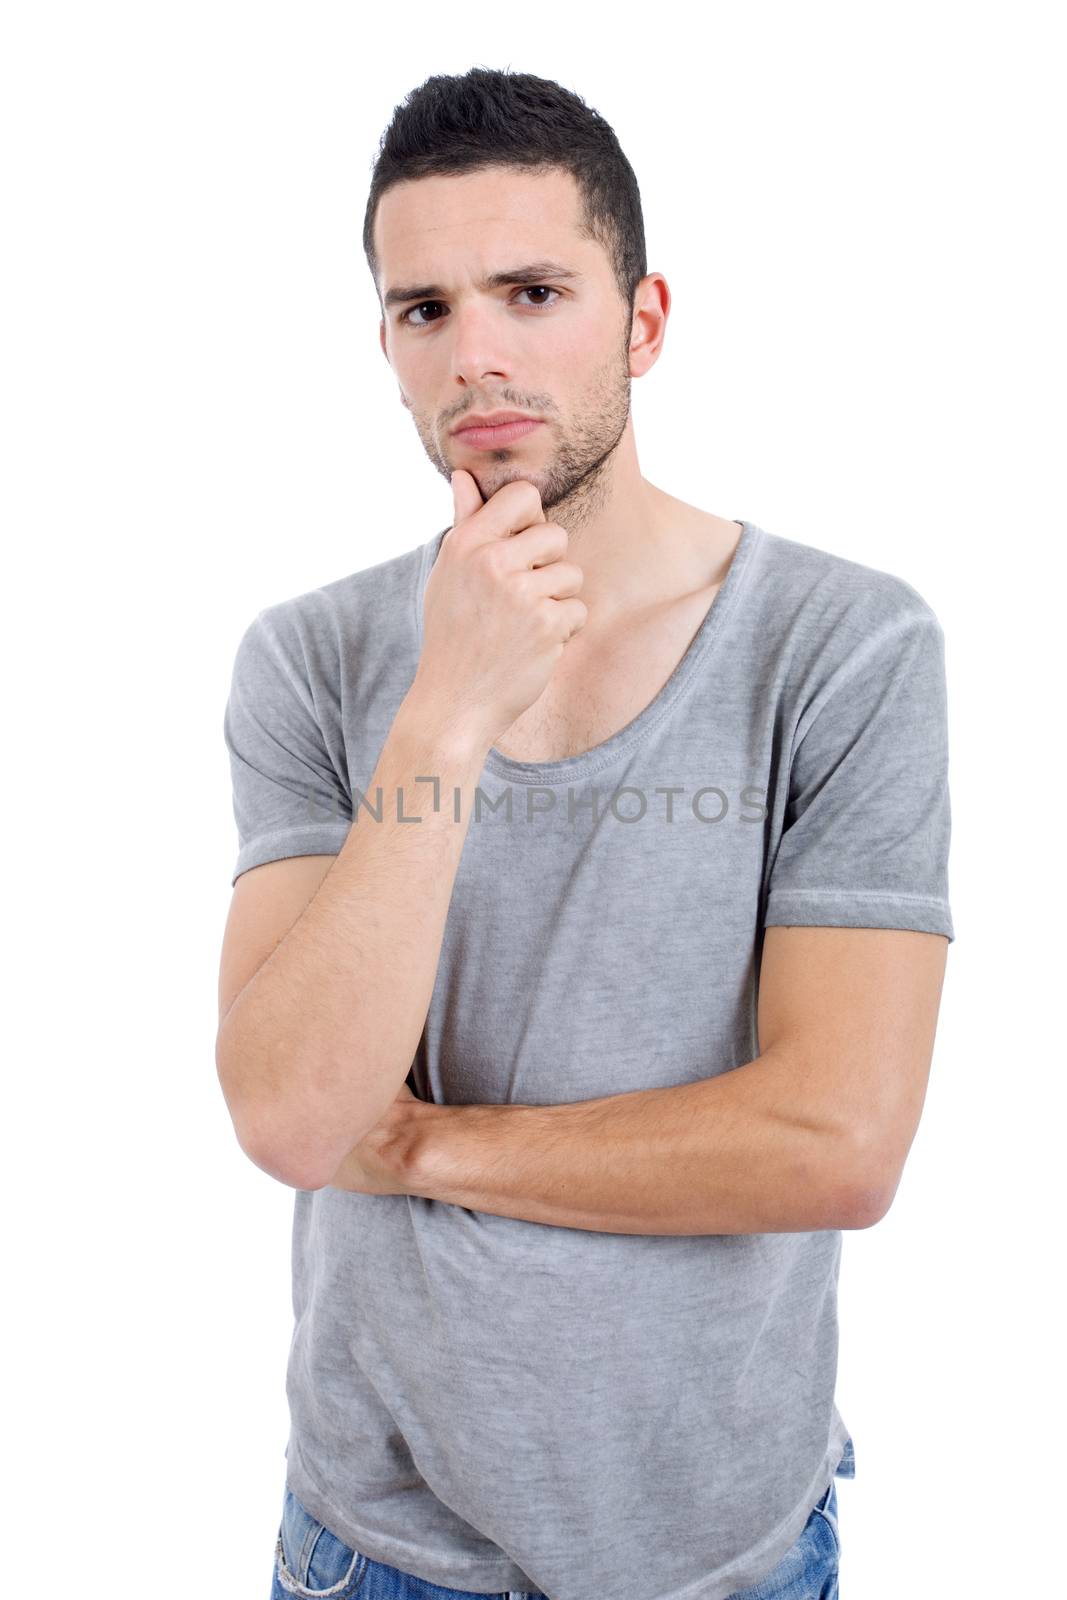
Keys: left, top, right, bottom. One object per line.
{"left": 840, "top": 1190, "right": 891, "bottom": 1230}
{"left": 241, "top": 1128, "right": 333, "bottom": 1192}
{"left": 836, "top": 1134, "right": 896, "bottom": 1229}
{"left": 232, "top": 1103, "right": 337, "bottom": 1192}
{"left": 215, "top": 1034, "right": 335, "bottom": 1192}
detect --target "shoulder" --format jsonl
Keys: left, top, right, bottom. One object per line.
{"left": 750, "top": 524, "right": 944, "bottom": 647}
{"left": 231, "top": 532, "right": 443, "bottom": 699}
{"left": 258, "top": 536, "right": 432, "bottom": 644}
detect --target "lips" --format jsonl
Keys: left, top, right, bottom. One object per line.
{"left": 452, "top": 410, "right": 539, "bottom": 434}
{"left": 452, "top": 418, "right": 544, "bottom": 449}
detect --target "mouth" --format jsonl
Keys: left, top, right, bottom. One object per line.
{"left": 451, "top": 418, "right": 544, "bottom": 449}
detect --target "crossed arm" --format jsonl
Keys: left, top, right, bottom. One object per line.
{"left": 327, "top": 924, "right": 950, "bottom": 1236}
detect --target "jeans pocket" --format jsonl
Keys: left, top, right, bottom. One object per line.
{"left": 274, "top": 1487, "right": 368, "bottom": 1598}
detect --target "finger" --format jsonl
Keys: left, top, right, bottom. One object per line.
{"left": 450, "top": 468, "right": 484, "bottom": 530}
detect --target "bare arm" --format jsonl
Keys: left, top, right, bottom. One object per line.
{"left": 216, "top": 693, "right": 491, "bottom": 1191}
{"left": 333, "top": 926, "right": 948, "bottom": 1234}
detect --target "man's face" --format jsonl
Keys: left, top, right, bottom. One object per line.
{"left": 375, "top": 165, "right": 635, "bottom": 514}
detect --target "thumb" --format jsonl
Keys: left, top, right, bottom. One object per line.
{"left": 450, "top": 468, "right": 484, "bottom": 530}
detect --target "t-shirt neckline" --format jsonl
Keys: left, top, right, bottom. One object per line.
{"left": 415, "top": 517, "right": 762, "bottom": 786}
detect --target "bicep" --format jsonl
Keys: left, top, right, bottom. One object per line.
{"left": 217, "top": 853, "right": 338, "bottom": 1030}
{"left": 756, "top": 924, "right": 949, "bottom": 1205}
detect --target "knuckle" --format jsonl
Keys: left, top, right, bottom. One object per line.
{"left": 477, "top": 538, "right": 508, "bottom": 579}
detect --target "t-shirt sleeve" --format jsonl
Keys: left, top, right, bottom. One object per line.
{"left": 223, "top": 610, "right": 353, "bottom": 886}
{"left": 763, "top": 607, "right": 955, "bottom": 942}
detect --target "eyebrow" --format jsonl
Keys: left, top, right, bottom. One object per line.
{"left": 383, "top": 260, "right": 584, "bottom": 311}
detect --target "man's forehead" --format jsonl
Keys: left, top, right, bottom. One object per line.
{"left": 375, "top": 170, "right": 593, "bottom": 288}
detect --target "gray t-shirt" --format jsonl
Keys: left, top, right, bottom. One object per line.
{"left": 223, "top": 517, "right": 954, "bottom": 1600}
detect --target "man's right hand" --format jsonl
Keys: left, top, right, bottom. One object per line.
{"left": 410, "top": 470, "right": 587, "bottom": 750}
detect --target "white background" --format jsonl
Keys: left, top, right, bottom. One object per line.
{"left": 3, "top": 3, "right": 1062, "bottom": 1595}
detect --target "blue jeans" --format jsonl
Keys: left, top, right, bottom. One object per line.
{"left": 270, "top": 1450, "right": 851, "bottom": 1600}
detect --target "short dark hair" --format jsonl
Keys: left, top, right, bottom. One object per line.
{"left": 363, "top": 67, "right": 647, "bottom": 316}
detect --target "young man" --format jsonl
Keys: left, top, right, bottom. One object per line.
{"left": 219, "top": 67, "right": 953, "bottom": 1600}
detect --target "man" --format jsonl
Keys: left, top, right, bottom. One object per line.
{"left": 219, "top": 67, "right": 953, "bottom": 1600}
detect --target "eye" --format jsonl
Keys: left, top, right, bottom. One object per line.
{"left": 399, "top": 285, "right": 562, "bottom": 327}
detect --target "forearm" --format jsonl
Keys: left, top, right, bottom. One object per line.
{"left": 218, "top": 687, "right": 490, "bottom": 1188}
{"left": 402, "top": 1049, "right": 871, "bottom": 1235}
